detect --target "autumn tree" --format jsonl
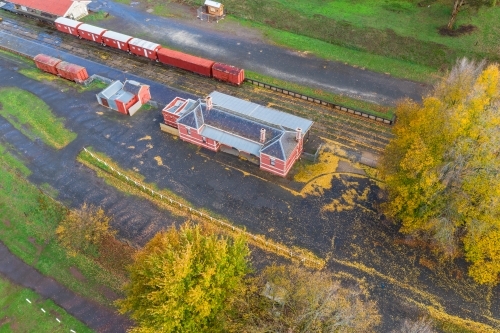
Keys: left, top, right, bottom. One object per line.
{"left": 226, "top": 265, "right": 381, "bottom": 332}
{"left": 381, "top": 58, "right": 500, "bottom": 284}
{"left": 117, "top": 222, "right": 250, "bottom": 333}
{"left": 56, "top": 203, "right": 114, "bottom": 255}
{"left": 447, "top": 0, "right": 496, "bottom": 30}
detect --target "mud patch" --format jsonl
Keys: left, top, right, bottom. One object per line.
{"left": 438, "top": 25, "right": 476, "bottom": 37}
{"left": 3, "top": 219, "right": 11, "bottom": 227}
{"left": 97, "top": 285, "right": 120, "bottom": 302}
{"left": 69, "top": 266, "right": 86, "bottom": 282}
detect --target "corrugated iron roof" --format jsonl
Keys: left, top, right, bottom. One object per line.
{"left": 78, "top": 23, "right": 107, "bottom": 35}
{"left": 129, "top": 38, "right": 161, "bottom": 51}
{"left": 201, "top": 126, "right": 262, "bottom": 156}
{"left": 209, "top": 91, "right": 313, "bottom": 133}
{"left": 103, "top": 30, "right": 133, "bottom": 43}
{"left": 55, "top": 17, "right": 82, "bottom": 28}
{"left": 9, "top": 0, "right": 90, "bottom": 16}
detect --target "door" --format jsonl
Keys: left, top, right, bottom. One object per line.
{"left": 101, "top": 98, "right": 109, "bottom": 108}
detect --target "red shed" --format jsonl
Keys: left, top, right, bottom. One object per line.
{"left": 54, "top": 17, "right": 82, "bottom": 37}
{"left": 102, "top": 31, "right": 133, "bottom": 51}
{"left": 128, "top": 38, "right": 161, "bottom": 60}
{"left": 157, "top": 48, "right": 214, "bottom": 77}
{"left": 77, "top": 23, "right": 107, "bottom": 43}
{"left": 33, "top": 54, "right": 62, "bottom": 75}
{"left": 56, "top": 61, "right": 89, "bottom": 83}
{"left": 212, "top": 63, "right": 245, "bottom": 85}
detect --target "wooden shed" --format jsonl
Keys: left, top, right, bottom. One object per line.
{"left": 204, "top": 0, "right": 223, "bottom": 16}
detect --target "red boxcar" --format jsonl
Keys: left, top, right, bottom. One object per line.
{"left": 77, "top": 24, "right": 107, "bottom": 44}
{"left": 56, "top": 61, "right": 89, "bottom": 83}
{"left": 33, "top": 54, "right": 62, "bottom": 75}
{"left": 54, "top": 17, "right": 82, "bottom": 37}
{"left": 157, "top": 48, "right": 214, "bottom": 77}
{"left": 102, "top": 31, "right": 133, "bottom": 51}
{"left": 212, "top": 62, "right": 245, "bottom": 85}
{"left": 128, "top": 38, "right": 161, "bottom": 60}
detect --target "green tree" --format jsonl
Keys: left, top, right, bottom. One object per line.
{"left": 447, "top": 0, "right": 496, "bottom": 30}
{"left": 56, "top": 202, "right": 114, "bottom": 255}
{"left": 117, "top": 222, "right": 250, "bottom": 333}
{"left": 227, "top": 265, "right": 380, "bottom": 333}
{"left": 381, "top": 58, "right": 500, "bottom": 284}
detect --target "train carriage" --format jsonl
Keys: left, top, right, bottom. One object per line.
{"left": 128, "top": 38, "right": 161, "bottom": 60}
{"left": 102, "top": 31, "right": 133, "bottom": 51}
{"left": 157, "top": 48, "right": 214, "bottom": 77}
{"left": 77, "top": 23, "right": 107, "bottom": 43}
{"left": 54, "top": 17, "right": 82, "bottom": 36}
{"left": 212, "top": 62, "right": 245, "bottom": 85}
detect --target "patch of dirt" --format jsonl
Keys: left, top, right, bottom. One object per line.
{"left": 0, "top": 316, "right": 11, "bottom": 326}
{"left": 3, "top": 219, "right": 10, "bottom": 227}
{"left": 0, "top": 102, "right": 3, "bottom": 110}
{"left": 438, "top": 24, "right": 477, "bottom": 37}
{"left": 69, "top": 266, "right": 87, "bottom": 282}
{"left": 97, "top": 285, "right": 120, "bottom": 302}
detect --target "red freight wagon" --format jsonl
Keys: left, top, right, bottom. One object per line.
{"left": 56, "top": 61, "right": 89, "bottom": 83}
{"left": 102, "top": 31, "right": 133, "bottom": 51}
{"left": 128, "top": 38, "right": 161, "bottom": 60}
{"left": 54, "top": 17, "right": 82, "bottom": 37}
{"left": 212, "top": 62, "right": 245, "bottom": 85}
{"left": 157, "top": 48, "right": 214, "bottom": 77}
{"left": 33, "top": 54, "right": 62, "bottom": 75}
{"left": 77, "top": 24, "right": 107, "bottom": 43}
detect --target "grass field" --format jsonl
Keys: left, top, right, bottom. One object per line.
{"left": 19, "top": 68, "right": 108, "bottom": 92}
{"left": 0, "top": 143, "right": 130, "bottom": 308}
{"left": 0, "top": 277, "right": 92, "bottom": 333}
{"left": 0, "top": 88, "right": 76, "bottom": 149}
{"left": 172, "top": 0, "right": 500, "bottom": 82}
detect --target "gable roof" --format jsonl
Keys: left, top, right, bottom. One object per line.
{"left": 9, "top": 0, "right": 91, "bottom": 17}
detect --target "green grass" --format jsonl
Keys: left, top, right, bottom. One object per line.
{"left": 81, "top": 10, "right": 111, "bottom": 23}
{"left": 0, "top": 146, "right": 126, "bottom": 307}
{"left": 0, "top": 277, "right": 92, "bottom": 333}
{"left": 245, "top": 70, "right": 395, "bottom": 119}
{"left": 174, "top": 0, "right": 500, "bottom": 82}
{"left": 19, "top": 68, "right": 108, "bottom": 92}
{"left": 0, "top": 88, "right": 76, "bottom": 149}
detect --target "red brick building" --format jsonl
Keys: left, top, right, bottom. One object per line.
{"left": 162, "top": 91, "right": 313, "bottom": 177}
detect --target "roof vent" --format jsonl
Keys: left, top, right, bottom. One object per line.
{"left": 296, "top": 128, "right": 302, "bottom": 141}
{"left": 205, "top": 96, "right": 213, "bottom": 111}
{"left": 260, "top": 128, "right": 266, "bottom": 143}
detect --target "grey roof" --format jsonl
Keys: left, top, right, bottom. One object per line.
{"left": 261, "top": 132, "right": 298, "bottom": 160}
{"left": 55, "top": 17, "right": 82, "bottom": 28}
{"left": 201, "top": 126, "right": 262, "bottom": 156}
{"left": 103, "top": 30, "right": 132, "bottom": 43}
{"left": 98, "top": 81, "right": 123, "bottom": 99}
{"left": 129, "top": 38, "right": 161, "bottom": 51}
{"left": 78, "top": 23, "right": 106, "bottom": 35}
{"left": 113, "top": 91, "right": 134, "bottom": 103}
{"left": 205, "top": 0, "right": 222, "bottom": 8}
{"left": 123, "top": 80, "right": 143, "bottom": 96}
{"left": 209, "top": 91, "right": 313, "bottom": 133}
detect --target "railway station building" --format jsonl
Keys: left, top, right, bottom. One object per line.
{"left": 162, "top": 91, "right": 313, "bottom": 177}
{"left": 7, "top": 0, "right": 91, "bottom": 20}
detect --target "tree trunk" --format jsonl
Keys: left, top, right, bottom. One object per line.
{"left": 447, "top": 0, "right": 466, "bottom": 30}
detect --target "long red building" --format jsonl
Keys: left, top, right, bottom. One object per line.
{"left": 162, "top": 91, "right": 313, "bottom": 177}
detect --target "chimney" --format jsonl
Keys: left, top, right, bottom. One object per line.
{"left": 205, "top": 96, "right": 213, "bottom": 110}
{"left": 296, "top": 128, "right": 302, "bottom": 141}
{"left": 260, "top": 128, "right": 266, "bottom": 143}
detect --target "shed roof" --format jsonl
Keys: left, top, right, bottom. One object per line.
{"left": 103, "top": 30, "right": 133, "bottom": 43}
{"left": 98, "top": 81, "right": 123, "bottom": 99}
{"left": 78, "top": 23, "right": 106, "bottom": 35}
{"left": 55, "top": 17, "right": 82, "bottom": 28}
{"left": 201, "top": 126, "right": 262, "bottom": 156}
{"left": 129, "top": 38, "right": 161, "bottom": 51}
{"left": 9, "top": 0, "right": 90, "bottom": 16}
{"left": 205, "top": 0, "right": 221, "bottom": 8}
{"left": 209, "top": 91, "right": 313, "bottom": 133}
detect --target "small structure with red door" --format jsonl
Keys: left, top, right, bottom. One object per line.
{"left": 128, "top": 38, "right": 161, "bottom": 60}
{"left": 157, "top": 48, "right": 214, "bottom": 77}
{"left": 77, "top": 23, "right": 107, "bottom": 43}
{"left": 96, "top": 80, "right": 151, "bottom": 116}
{"left": 54, "top": 17, "right": 83, "bottom": 36}
{"left": 163, "top": 91, "right": 313, "bottom": 177}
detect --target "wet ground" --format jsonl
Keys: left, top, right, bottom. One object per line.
{"left": 86, "top": 0, "right": 429, "bottom": 106}
{"left": 0, "top": 42, "right": 498, "bottom": 332}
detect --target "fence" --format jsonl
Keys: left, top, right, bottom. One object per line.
{"left": 244, "top": 78, "right": 395, "bottom": 125}
{"left": 82, "top": 148, "right": 325, "bottom": 269}
{"left": 197, "top": 6, "right": 225, "bottom": 22}
{"left": 302, "top": 143, "right": 323, "bottom": 163}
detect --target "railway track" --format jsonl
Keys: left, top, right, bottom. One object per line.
{"left": 0, "top": 12, "right": 393, "bottom": 156}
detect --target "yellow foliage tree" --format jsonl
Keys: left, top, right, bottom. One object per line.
{"left": 117, "top": 222, "right": 250, "bottom": 333}
{"left": 381, "top": 59, "right": 500, "bottom": 284}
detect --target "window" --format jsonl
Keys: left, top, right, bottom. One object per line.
{"left": 187, "top": 128, "right": 191, "bottom": 135}
{"left": 270, "top": 158, "right": 276, "bottom": 166}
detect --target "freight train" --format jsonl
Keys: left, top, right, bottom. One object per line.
{"left": 53, "top": 17, "right": 245, "bottom": 85}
